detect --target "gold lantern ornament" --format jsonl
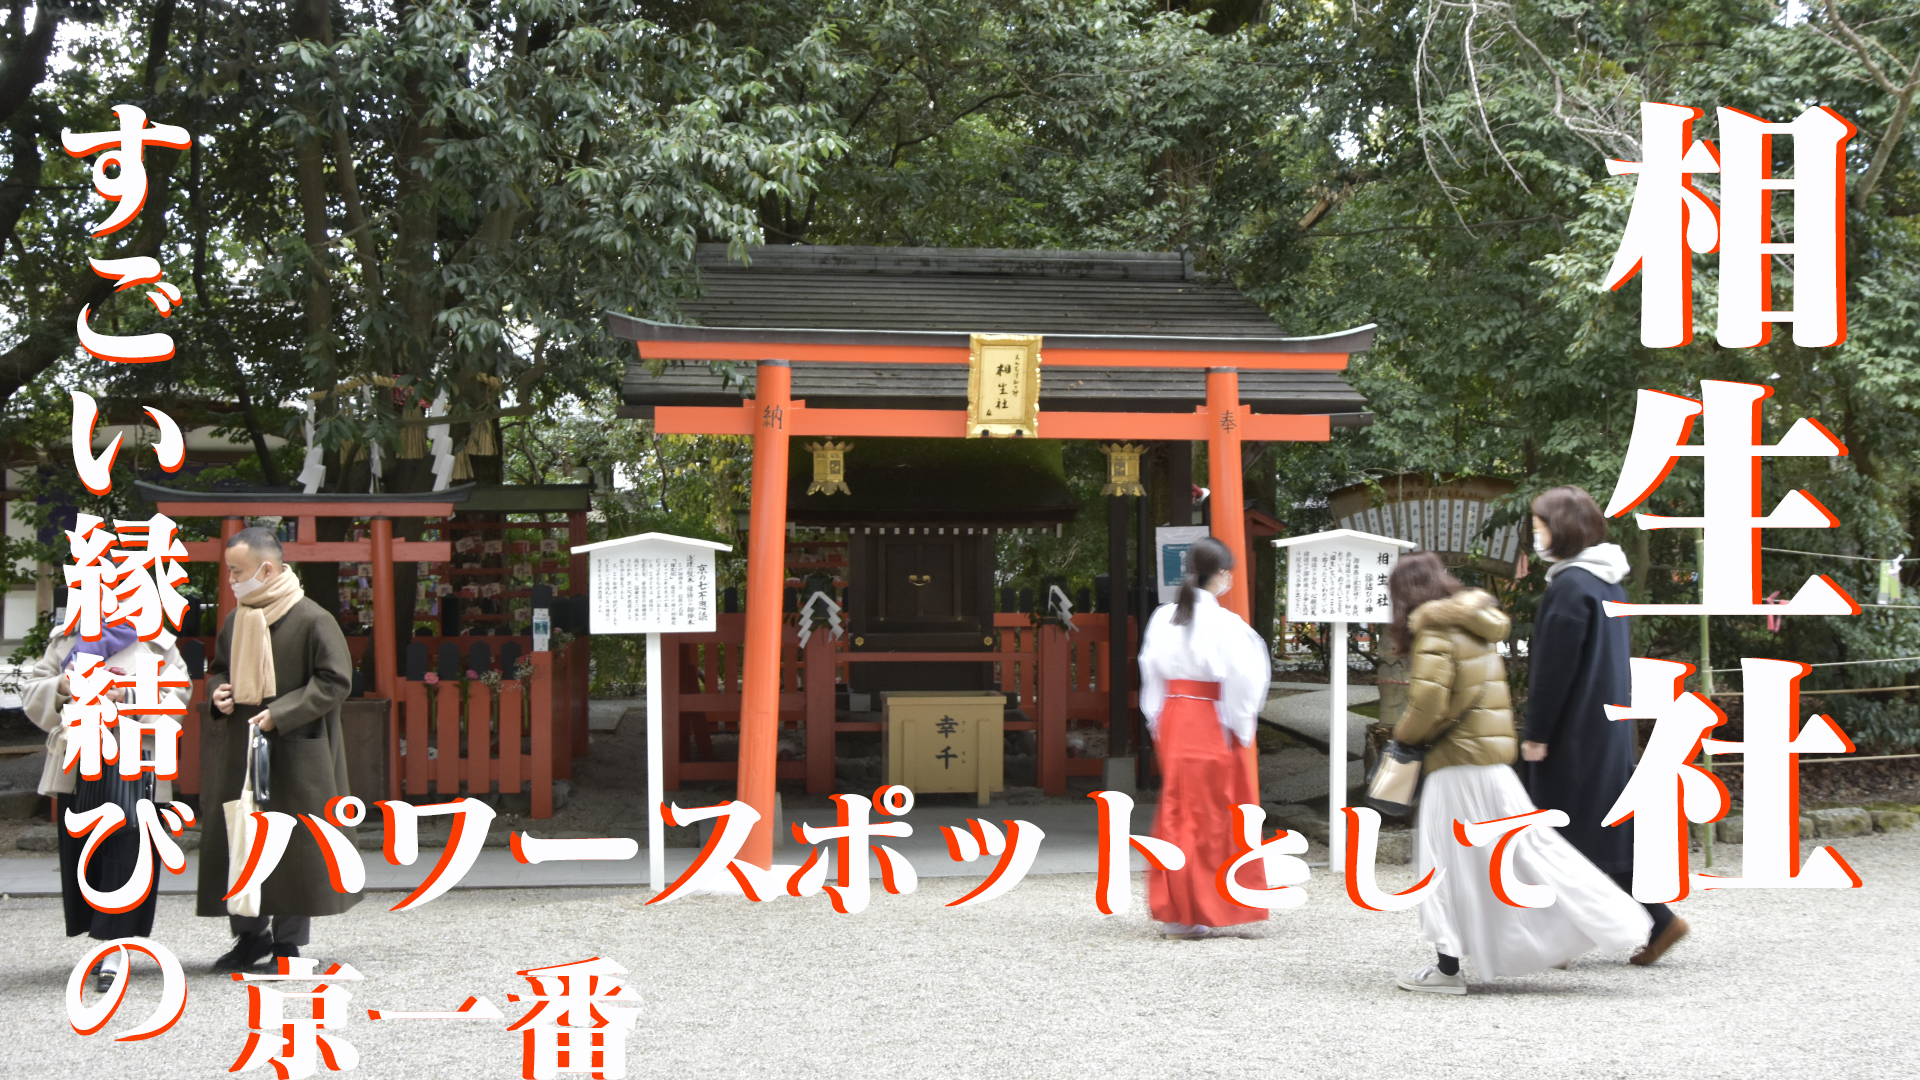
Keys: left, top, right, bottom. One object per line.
{"left": 1100, "top": 443, "right": 1146, "bottom": 496}
{"left": 807, "top": 440, "right": 853, "bottom": 495}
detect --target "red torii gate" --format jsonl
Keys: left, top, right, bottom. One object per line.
{"left": 610, "top": 315, "right": 1376, "bottom": 869}
{"left": 140, "top": 487, "right": 461, "bottom": 705}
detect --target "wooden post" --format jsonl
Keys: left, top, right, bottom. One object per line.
{"left": 370, "top": 517, "right": 397, "bottom": 702}
{"left": 531, "top": 650, "right": 555, "bottom": 818}
{"left": 1137, "top": 458, "right": 1158, "bottom": 789}
{"left": 1037, "top": 622, "right": 1069, "bottom": 795}
{"left": 646, "top": 631, "right": 665, "bottom": 890}
{"left": 1166, "top": 441, "right": 1192, "bottom": 526}
{"left": 1206, "top": 367, "right": 1259, "bottom": 800}
{"left": 178, "top": 677, "right": 204, "bottom": 795}
{"left": 571, "top": 636, "right": 590, "bottom": 761}
{"left": 804, "top": 628, "right": 836, "bottom": 795}
{"left": 662, "top": 635, "right": 682, "bottom": 792}
{"left": 217, "top": 516, "right": 243, "bottom": 628}
{"left": 739, "top": 359, "right": 792, "bottom": 868}
{"left": 1107, "top": 494, "right": 1131, "bottom": 759}
{"left": 569, "top": 511, "right": 592, "bottom": 760}
{"left": 1328, "top": 619, "right": 1347, "bottom": 856}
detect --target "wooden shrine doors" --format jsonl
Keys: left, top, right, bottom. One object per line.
{"left": 849, "top": 532, "right": 995, "bottom": 693}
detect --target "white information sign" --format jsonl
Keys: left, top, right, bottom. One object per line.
{"left": 583, "top": 538, "right": 723, "bottom": 634}
{"left": 1274, "top": 528, "right": 1416, "bottom": 625}
{"left": 1273, "top": 528, "right": 1417, "bottom": 860}
{"left": 571, "top": 532, "right": 734, "bottom": 891}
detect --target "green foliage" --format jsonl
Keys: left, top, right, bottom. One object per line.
{"left": 5, "top": 0, "right": 1917, "bottom": 746}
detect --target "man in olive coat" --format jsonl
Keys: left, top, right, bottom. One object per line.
{"left": 197, "top": 526, "right": 361, "bottom": 970}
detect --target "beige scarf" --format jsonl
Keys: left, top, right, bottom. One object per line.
{"left": 230, "top": 565, "right": 306, "bottom": 706}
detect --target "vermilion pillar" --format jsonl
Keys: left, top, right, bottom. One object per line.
{"left": 217, "top": 516, "right": 243, "bottom": 628}
{"left": 1205, "top": 368, "right": 1249, "bottom": 621}
{"left": 738, "top": 360, "right": 792, "bottom": 869}
{"left": 1206, "top": 367, "right": 1259, "bottom": 799}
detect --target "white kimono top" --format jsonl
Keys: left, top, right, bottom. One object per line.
{"left": 1137, "top": 590, "right": 1272, "bottom": 748}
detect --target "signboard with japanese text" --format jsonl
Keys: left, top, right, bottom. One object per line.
{"left": 965, "top": 332, "right": 1041, "bottom": 438}
{"left": 1274, "top": 529, "right": 1417, "bottom": 624}
{"left": 573, "top": 533, "right": 729, "bottom": 635}
{"left": 1328, "top": 473, "right": 1524, "bottom": 578}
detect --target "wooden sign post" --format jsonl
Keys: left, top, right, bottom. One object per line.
{"left": 1272, "top": 528, "right": 1416, "bottom": 860}
{"left": 571, "top": 531, "right": 733, "bottom": 890}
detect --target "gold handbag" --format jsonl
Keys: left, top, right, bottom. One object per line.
{"left": 1364, "top": 740, "right": 1427, "bottom": 818}
{"left": 1363, "top": 680, "right": 1486, "bottom": 818}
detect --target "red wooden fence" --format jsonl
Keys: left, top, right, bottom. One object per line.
{"left": 171, "top": 635, "right": 588, "bottom": 819}
{"left": 660, "top": 612, "right": 1137, "bottom": 797}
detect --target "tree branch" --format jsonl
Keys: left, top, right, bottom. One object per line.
{"left": 1819, "top": 0, "right": 1920, "bottom": 206}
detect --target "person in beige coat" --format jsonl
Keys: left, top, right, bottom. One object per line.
{"left": 197, "top": 526, "right": 361, "bottom": 972}
{"left": 1386, "top": 552, "right": 1649, "bottom": 995}
{"left": 22, "top": 618, "right": 189, "bottom": 989}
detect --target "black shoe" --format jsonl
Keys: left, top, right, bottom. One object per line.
{"left": 271, "top": 943, "right": 301, "bottom": 966}
{"left": 214, "top": 932, "right": 274, "bottom": 973}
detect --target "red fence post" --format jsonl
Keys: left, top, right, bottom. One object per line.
{"left": 402, "top": 680, "right": 431, "bottom": 796}
{"left": 499, "top": 677, "right": 524, "bottom": 799}
{"left": 805, "top": 630, "right": 835, "bottom": 795}
{"left": 1038, "top": 623, "right": 1069, "bottom": 796}
{"left": 176, "top": 677, "right": 204, "bottom": 796}
{"left": 531, "top": 651, "right": 555, "bottom": 818}
{"left": 435, "top": 682, "right": 462, "bottom": 796}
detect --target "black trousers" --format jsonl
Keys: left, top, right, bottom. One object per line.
{"left": 229, "top": 914, "right": 312, "bottom": 946}
{"left": 1609, "top": 870, "right": 1676, "bottom": 936}
{"left": 57, "top": 781, "right": 159, "bottom": 941}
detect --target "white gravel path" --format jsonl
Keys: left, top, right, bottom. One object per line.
{"left": 2, "top": 831, "right": 1916, "bottom": 1080}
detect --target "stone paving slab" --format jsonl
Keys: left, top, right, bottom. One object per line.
{"left": 1262, "top": 684, "right": 1378, "bottom": 759}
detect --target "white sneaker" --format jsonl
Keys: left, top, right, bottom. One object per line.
{"left": 92, "top": 949, "right": 125, "bottom": 994}
{"left": 1396, "top": 964, "right": 1467, "bottom": 995}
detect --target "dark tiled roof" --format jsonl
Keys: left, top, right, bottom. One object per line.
{"left": 620, "top": 244, "right": 1369, "bottom": 417}
{"left": 621, "top": 361, "right": 1366, "bottom": 416}
{"left": 676, "top": 244, "right": 1290, "bottom": 337}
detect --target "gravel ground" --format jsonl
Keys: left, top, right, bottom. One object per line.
{"left": 2, "top": 830, "right": 1916, "bottom": 1080}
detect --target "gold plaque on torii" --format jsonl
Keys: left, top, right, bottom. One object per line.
{"left": 966, "top": 333, "right": 1041, "bottom": 438}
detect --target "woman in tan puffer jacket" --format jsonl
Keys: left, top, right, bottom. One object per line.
{"left": 1386, "top": 552, "right": 1649, "bottom": 995}
{"left": 1391, "top": 582, "right": 1517, "bottom": 771}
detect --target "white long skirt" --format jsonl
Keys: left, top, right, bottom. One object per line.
{"left": 1416, "top": 763, "right": 1651, "bottom": 978}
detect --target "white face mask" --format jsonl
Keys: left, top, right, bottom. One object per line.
{"left": 1206, "top": 571, "right": 1233, "bottom": 596}
{"left": 1532, "top": 533, "right": 1554, "bottom": 561}
{"left": 231, "top": 564, "right": 271, "bottom": 601}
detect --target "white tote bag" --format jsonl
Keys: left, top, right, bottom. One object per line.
{"left": 224, "top": 725, "right": 263, "bottom": 917}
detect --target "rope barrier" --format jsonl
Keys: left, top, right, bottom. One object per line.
{"left": 1697, "top": 753, "right": 1920, "bottom": 769}
{"left": 1709, "top": 655, "right": 1920, "bottom": 674}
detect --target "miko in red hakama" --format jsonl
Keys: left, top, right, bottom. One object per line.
{"left": 1148, "top": 680, "right": 1268, "bottom": 929}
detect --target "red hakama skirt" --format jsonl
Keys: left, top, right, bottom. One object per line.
{"left": 1148, "top": 680, "right": 1267, "bottom": 928}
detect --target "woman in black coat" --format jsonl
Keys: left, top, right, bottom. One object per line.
{"left": 1523, "top": 485, "right": 1688, "bottom": 965}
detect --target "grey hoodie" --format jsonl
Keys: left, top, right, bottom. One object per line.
{"left": 1544, "top": 542, "right": 1631, "bottom": 585}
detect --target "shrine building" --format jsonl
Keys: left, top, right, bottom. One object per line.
{"left": 610, "top": 243, "right": 1375, "bottom": 867}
